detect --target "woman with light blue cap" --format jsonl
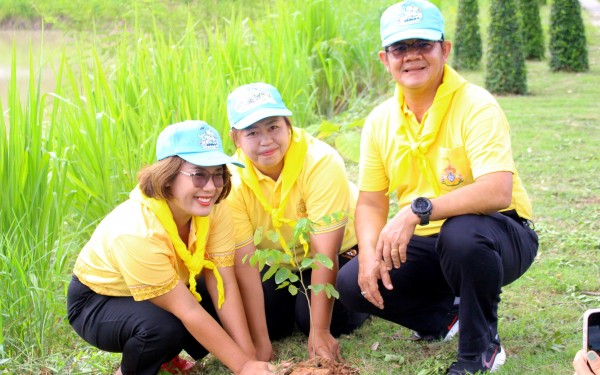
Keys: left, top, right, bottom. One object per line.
{"left": 225, "top": 82, "right": 369, "bottom": 362}
{"left": 67, "top": 120, "right": 275, "bottom": 374}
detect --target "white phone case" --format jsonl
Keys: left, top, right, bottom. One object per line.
{"left": 583, "top": 308, "right": 600, "bottom": 352}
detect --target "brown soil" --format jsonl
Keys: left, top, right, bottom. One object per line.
{"left": 281, "top": 357, "right": 360, "bottom": 375}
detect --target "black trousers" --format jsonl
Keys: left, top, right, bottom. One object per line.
{"left": 67, "top": 275, "right": 218, "bottom": 375}
{"left": 262, "top": 252, "right": 370, "bottom": 340}
{"left": 337, "top": 212, "right": 538, "bottom": 356}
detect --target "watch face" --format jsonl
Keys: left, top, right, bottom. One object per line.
{"left": 414, "top": 197, "right": 431, "bottom": 213}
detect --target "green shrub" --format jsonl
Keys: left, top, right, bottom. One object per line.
{"left": 485, "top": 0, "right": 527, "bottom": 95}
{"left": 518, "top": 0, "right": 545, "bottom": 60}
{"left": 452, "top": 0, "right": 482, "bottom": 70}
{"left": 549, "top": 0, "right": 589, "bottom": 72}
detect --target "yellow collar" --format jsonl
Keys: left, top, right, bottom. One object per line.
{"left": 236, "top": 127, "right": 310, "bottom": 264}
{"left": 130, "top": 186, "right": 225, "bottom": 308}
{"left": 388, "top": 65, "right": 467, "bottom": 196}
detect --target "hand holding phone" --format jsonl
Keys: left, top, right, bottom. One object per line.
{"left": 584, "top": 309, "right": 600, "bottom": 353}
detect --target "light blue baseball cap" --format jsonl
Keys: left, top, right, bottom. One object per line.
{"left": 156, "top": 120, "right": 244, "bottom": 168}
{"left": 380, "top": 0, "right": 445, "bottom": 47}
{"left": 227, "top": 82, "right": 292, "bottom": 130}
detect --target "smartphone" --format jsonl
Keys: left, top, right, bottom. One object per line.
{"left": 583, "top": 308, "right": 600, "bottom": 352}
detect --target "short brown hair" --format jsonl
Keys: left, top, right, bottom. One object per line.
{"left": 137, "top": 156, "right": 232, "bottom": 203}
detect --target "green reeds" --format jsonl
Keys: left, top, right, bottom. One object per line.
{"left": 1, "top": 42, "right": 72, "bottom": 361}
{"left": 1, "top": 0, "right": 393, "bottom": 369}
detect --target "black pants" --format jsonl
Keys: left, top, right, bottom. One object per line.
{"left": 337, "top": 212, "right": 538, "bottom": 356}
{"left": 263, "top": 252, "right": 370, "bottom": 340}
{"left": 67, "top": 275, "right": 218, "bottom": 375}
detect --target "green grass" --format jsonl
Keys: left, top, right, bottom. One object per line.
{"left": 1, "top": 0, "right": 599, "bottom": 374}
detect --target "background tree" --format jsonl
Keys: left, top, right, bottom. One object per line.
{"left": 549, "top": 0, "right": 589, "bottom": 72}
{"left": 518, "top": 0, "right": 545, "bottom": 60}
{"left": 485, "top": 0, "right": 527, "bottom": 94}
{"left": 453, "top": 0, "right": 483, "bottom": 70}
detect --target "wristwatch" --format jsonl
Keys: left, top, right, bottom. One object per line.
{"left": 411, "top": 197, "right": 432, "bottom": 226}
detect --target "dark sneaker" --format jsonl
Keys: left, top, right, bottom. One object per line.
{"left": 411, "top": 305, "right": 459, "bottom": 342}
{"left": 447, "top": 336, "right": 506, "bottom": 374}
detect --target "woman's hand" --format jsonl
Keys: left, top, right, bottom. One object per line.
{"left": 573, "top": 350, "right": 600, "bottom": 375}
{"left": 255, "top": 337, "right": 274, "bottom": 362}
{"left": 308, "top": 328, "right": 342, "bottom": 362}
{"left": 238, "top": 360, "right": 276, "bottom": 375}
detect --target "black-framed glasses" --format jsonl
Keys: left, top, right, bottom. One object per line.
{"left": 385, "top": 40, "right": 442, "bottom": 59}
{"left": 179, "top": 169, "right": 225, "bottom": 188}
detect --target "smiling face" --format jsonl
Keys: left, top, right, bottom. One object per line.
{"left": 232, "top": 116, "right": 292, "bottom": 181}
{"left": 167, "top": 163, "right": 224, "bottom": 227}
{"left": 379, "top": 39, "right": 451, "bottom": 96}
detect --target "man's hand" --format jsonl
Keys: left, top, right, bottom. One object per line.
{"left": 378, "top": 206, "right": 419, "bottom": 270}
{"left": 357, "top": 254, "right": 390, "bottom": 309}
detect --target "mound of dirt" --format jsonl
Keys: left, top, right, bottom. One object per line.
{"left": 282, "top": 357, "right": 360, "bottom": 375}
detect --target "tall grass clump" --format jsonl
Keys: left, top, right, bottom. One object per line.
{"left": 0, "top": 47, "right": 72, "bottom": 363}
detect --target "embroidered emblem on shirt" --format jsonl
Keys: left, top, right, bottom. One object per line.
{"left": 440, "top": 163, "right": 464, "bottom": 186}
{"left": 198, "top": 126, "right": 219, "bottom": 150}
{"left": 398, "top": 4, "right": 423, "bottom": 25}
{"left": 296, "top": 199, "right": 308, "bottom": 218}
{"left": 234, "top": 87, "right": 277, "bottom": 113}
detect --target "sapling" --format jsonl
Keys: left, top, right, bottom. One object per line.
{"left": 243, "top": 212, "right": 347, "bottom": 356}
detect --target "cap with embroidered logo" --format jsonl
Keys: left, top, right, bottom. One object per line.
{"left": 227, "top": 82, "right": 292, "bottom": 130}
{"left": 156, "top": 120, "right": 244, "bottom": 168}
{"left": 380, "top": 0, "right": 445, "bottom": 47}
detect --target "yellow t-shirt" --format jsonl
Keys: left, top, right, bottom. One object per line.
{"left": 359, "top": 71, "right": 533, "bottom": 236}
{"left": 73, "top": 199, "right": 235, "bottom": 301}
{"left": 227, "top": 133, "right": 357, "bottom": 264}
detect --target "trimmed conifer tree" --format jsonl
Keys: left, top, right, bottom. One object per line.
{"left": 453, "top": 0, "right": 483, "bottom": 70}
{"left": 485, "top": 0, "right": 527, "bottom": 95}
{"left": 518, "top": 0, "right": 545, "bottom": 60}
{"left": 549, "top": 0, "right": 589, "bottom": 72}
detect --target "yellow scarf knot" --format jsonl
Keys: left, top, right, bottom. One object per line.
{"left": 130, "top": 187, "right": 226, "bottom": 308}
{"left": 388, "top": 65, "right": 467, "bottom": 196}
{"left": 237, "top": 126, "right": 309, "bottom": 266}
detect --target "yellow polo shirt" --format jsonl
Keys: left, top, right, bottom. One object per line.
{"left": 73, "top": 198, "right": 235, "bottom": 301}
{"left": 227, "top": 134, "right": 357, "bottom": 264}
{"left": 359, "top": 71, "right": 533, "bottom": 236}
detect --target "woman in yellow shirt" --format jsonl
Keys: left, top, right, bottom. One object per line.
{"left": 67, "top": 121, "right": 275, "bottom": 375}
{"left": 226, "top": 83, "right": 369, "bottom": 362}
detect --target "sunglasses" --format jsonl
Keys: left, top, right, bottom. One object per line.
{"left": 179, "top": 169, "right": 225, "bottom": 188}
{"left": 385, "top": 40, "right": 442, "bottom": 58}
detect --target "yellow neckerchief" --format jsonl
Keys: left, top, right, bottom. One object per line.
{"left": 129, "top": 186, "right": 225, "bottom": 308}
{"left": 388, "top": 64, "right": 467, "bottom": 196}
{"left": 236, "top": 126, "right": 309, "bottom": 265}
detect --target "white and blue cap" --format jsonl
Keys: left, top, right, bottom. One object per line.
{"left": 156, "top": 120, "right": 244, "bottom": 168}
{"left": 380, "top": 0, "right": 445, "bottom": 47}
{"left": 227, "top": 82, "right": 292, "bottom": 130}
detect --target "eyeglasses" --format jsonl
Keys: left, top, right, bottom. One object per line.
{"left": 385, "top": 40, "right": 442, "bottom": 58}
{"left": 179, "top": 169, "right": 225, "bottom": 188}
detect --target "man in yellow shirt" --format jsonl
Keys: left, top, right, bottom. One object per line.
{"left": 337, "top": 1, "right": 538, "bottom": 374}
